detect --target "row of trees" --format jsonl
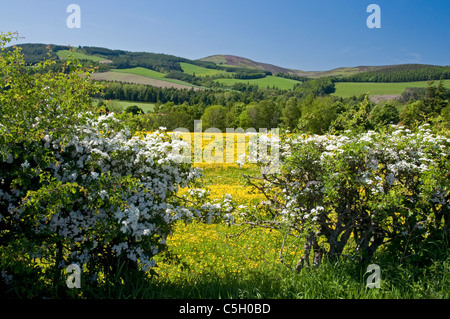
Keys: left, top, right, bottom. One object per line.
{"left": 337, "top": 64, "right": 450, "bottom": 83}
{"left": 99, "top": 75, "right": 339, "bottom": 107}
{"left": 117, "top": 78, "right": 449, "bottom": 135}
{"left": 100, "top": 81, "right": 272, "bottom": 106}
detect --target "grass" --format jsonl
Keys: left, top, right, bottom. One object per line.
{"left": 216, "top": 75, "right": 301, "bottom": 90}
{"left": 200, "top": 55, "right": 230, "bottom": 65}
{"left": 333, "top": 79, "right": 450, "bottom": 97}
{"left": 112, "top": 67, "right": 199, "bottom": 87}
{"left": 56, "top": 50, "right": 105, "bottom": 62}
{"left": 106, "top": 100, "right": 156, "bottom": 113}
{"left": 180, "top": 62, "right": 228, "bottom": 77}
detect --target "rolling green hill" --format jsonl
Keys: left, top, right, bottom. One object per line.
{"left": 333, "top": 79, "right": 450, "bottom": 97}
{"left": 216, "top": 75, "right": 301, "bottom": 90}
{"left": 179, "top": 62, "right": 228, "bottom": 77}
{"left": 13, "top": 43, "right": 450, "bottom": 94}
{"left": 91, "top": 67, "right": 201, "bottom": 90}
{"left": 56, "top": 50, "right": 105, "bottom": 62}
{"left": 199, "top": 54, "right": 295, "bottom": 74}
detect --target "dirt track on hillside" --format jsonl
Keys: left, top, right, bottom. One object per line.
{"left": 369, "top": 95, "right": 401, "bottom": 103}
{"left": 91, "top": 72, "right": 200, "bottom": 90}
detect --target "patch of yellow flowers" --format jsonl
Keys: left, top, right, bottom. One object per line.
{"left": 154, "top": 221, "right": 297, "bottom": 281}
{"left": 147, "top": 132, "right": 290, "bottom": 281}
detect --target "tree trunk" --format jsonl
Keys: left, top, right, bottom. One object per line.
{"left": 295, "top": 232, "right": 314, "bottom": 271}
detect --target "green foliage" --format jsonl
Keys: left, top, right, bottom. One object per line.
{"left": 399, "top": 100, "right": 427, "bottom": 127}
{"left": 442, "top": 104, "right": 450, "bottom": 129}
{"left": 424, "top": 79, "right": 448, "bottom": 114}
{"left": 370, "top": 103, "right": 400, "bottom": 126}
{"left": 201, "top": 105, "right": 228, "bottom": 131}
{"left": 281, "top": 97, "right": 302, "bottom": 131}
{"left": 298, "top": 96, "right": 337, "bottom": 134}
{"left": 338, "top": 64, "right": 450, "bottom": 83}
{"left": 124, "top": 105, "right": 144, "bottom": 115}
{"left": 330, "top": 95, "right": 374, "bottom": 133}
{"left": 233, "top": 71, "right": 268, "bottom": 80}
{"left": 295, "top": 78, "right": 335, "bottom": 96}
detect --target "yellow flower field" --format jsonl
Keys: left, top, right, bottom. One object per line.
{"left": 151, "top": 132, "right": 287, "bottom": 281}
{"left": 154, "top": 221, "right": 299, "bottom": 282}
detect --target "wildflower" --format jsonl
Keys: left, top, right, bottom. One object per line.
{"left": 21, "top": 160, "right": 30, "bottom": 169}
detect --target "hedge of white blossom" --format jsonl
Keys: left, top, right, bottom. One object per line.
{"left": 236, "top": 126, "right": 450, "bottom": 270}
{"left": 0, "top": 33, "right": 229, "bottom": 294}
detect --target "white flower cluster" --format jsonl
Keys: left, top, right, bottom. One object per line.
{"left": 176, "top": 188, "right": 237, "bottom": 224}
{"left": 240, "top": 125, "right": 449, "bottom": 227}
{"left": 287, "top": 126, "right": 447, "bottom": 195}
{"left": 1, "top": 113, "right": 203, "bottom": 272}
{"left": 237, "top": 131, "right": 281, "bottom": 175}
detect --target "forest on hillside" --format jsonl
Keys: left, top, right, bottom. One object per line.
{"left": 336, "top": 64, "right": 450, "bottom": 83}
{"left": 98, "top": 77, "right": 450, "bottom": 135}
{"left": 12, "top": 43, "right": 450, "bottom": 85}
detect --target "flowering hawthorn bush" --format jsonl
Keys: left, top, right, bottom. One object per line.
{"left": 236, "top": 126, "right": 450, "bottom": 270}
{"left": 0, "top": 33, "right": 225, "bottom": 295}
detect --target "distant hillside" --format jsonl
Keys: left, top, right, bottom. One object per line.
{"left": 335, "top": 64, "right": 450, "bottom": 82}
{"left": 199, "top": 54, "right": 294, "bottom": 74}
{"left": 198, "top": 55, "right": 435, "bottom": 80}
{"left": 11, "top": 43, "right": 450, "bottom": 86}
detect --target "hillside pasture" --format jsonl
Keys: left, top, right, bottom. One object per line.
{"left": 91, "top": 70, "right": 200, "bottom": 90}
{"left": 56, "top": 50, "right": 105, "bottom": 62}
{"left": 180, "top": 62, "right": 229, "bottom": 77}
{"left": 112, "top": 67, "right": 200, "bottom": 87}
{"left": 216, "top": 75, "right": 301, "bottom": 90}
{"left": 102, "top": 100, "right": 156, "bottom": 113}
{"left": 333, "top": 80, "right": 450, "bottom": 97}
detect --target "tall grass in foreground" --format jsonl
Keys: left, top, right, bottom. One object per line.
{"left": 73, "top": 220, "right": 450, "bottom": 299}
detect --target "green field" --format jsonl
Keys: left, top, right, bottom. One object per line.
{"left": 56, "top": 50, "right": 105, "bottom": 62}
{"left": 94, "top": 99, "right": 156, "bottom": 113}
{"left": 112, "top": 67, "right": 198, "bottom": 87}
{"left": 180, "top": 62, "right": 228, "bottom": 77}
{"left": 106, "top": 100, "right": 155, "bottom": 113}
{"left": 333, "top": 80, "right": 450, "bottom": 97}
{"left": 216, "top": 75, "right": 301, "bottom": 90}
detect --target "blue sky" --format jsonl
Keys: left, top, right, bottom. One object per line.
{"left": 1, "top": 0, "right": 449, "bottom": 71}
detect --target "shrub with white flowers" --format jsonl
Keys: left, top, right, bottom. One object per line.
{"left": 236, "top": 126, "right": 450, "bottom": 270}
{"left": 0, "top": 33, "right": 219, "bottom": 296}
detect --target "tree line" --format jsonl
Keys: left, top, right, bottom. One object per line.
{"left": 100, "top": 78, "right": 450, "bottom": 135}
{"left": 336, "top": 64, "right": 450, "bottom": 83}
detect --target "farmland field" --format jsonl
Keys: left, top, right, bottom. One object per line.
{"left": 112, "top": 67, "right": 199, "bottom": 87}
{"left": 91, "top": 70, "right": 199, "bottom": 90}
{"left": 333, "top": 79, "right": 450, "bottom": 97}
{"left": 180, "top": 62, "right": 228, "bottom": 77}
{"left": 216, "top": 75, "right": 301, "bottom": 90}
{"left": 101, "top": 99, "right": 156, "bottom": 113}
{"left": 56, "top": 50, "right": 105, "bottom": 62}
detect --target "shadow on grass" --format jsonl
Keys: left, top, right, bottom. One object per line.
{"left": 3, "top": 248, "right": 449, "bottom": 299}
